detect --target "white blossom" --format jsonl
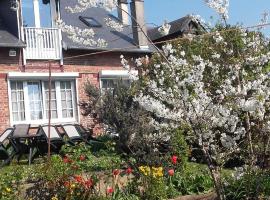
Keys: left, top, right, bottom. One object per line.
{"left": 158, "top": 20, "right": 171, "bottom": 36}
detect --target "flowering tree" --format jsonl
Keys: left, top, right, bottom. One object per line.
{"left": 122, "top": 26, "right": 270, "bottom": 199}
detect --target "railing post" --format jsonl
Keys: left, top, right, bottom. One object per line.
{"left": 23, "top": 27, "right": 62, "bottom": 60}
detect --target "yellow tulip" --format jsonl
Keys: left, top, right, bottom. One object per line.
{"left": 6, "top": 187, "right": 11, "bottom": 193}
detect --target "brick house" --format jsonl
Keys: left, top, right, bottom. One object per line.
{"left": 0, "top": 0, "right": 151, "bottom": 133}
{"left": 148, "top": 15, "right": 205, "bottom": 48}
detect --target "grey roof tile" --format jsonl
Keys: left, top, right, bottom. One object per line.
{"left": 147, "top": 15, "right": 196, "bottom": 41}
{"left": 60, "top": 1, "right": 152, "bottom": 53}
{"left": 0, "top": 18, "right": 25, "bottom": 48}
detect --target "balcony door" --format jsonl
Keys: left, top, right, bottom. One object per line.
{"left": 22, "top": 0, "right": 61, "bottom": 60}
{"left": 22, "top": 0, "right": 57, "bottom": 28}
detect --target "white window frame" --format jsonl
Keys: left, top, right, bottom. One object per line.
{"left": 99, "top": 70, "right": 135, "bottom": 93}
{"left": 8, "top": 79, "right": 78, "bottom": 126}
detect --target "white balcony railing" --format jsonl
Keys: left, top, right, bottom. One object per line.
{"left": 24, "top": 27, "right": 61, "bottom": 60}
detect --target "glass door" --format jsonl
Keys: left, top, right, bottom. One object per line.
{"left": 22, "top": 0, "right": 53, "bottom": 28}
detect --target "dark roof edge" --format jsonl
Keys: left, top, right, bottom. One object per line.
{"left": 64, "top": 46, "right": 154, "bottom": 53}
{"left": 0, "top": 42, "right": 26, "bottom": 48}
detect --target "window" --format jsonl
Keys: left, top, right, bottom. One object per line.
{"left": 60, "top": 81, "right": 74, "bottom": 118}
{"left": 10, "top": 81, "right": 25, "bottom": 121}
{"left": 99, "top": 70, "right": 134, "bottom": 93}
{"left": 100, "top": 78, "right": 131, "bottom": 93}
{"left": 79, "top": 16, "right": 102, "bottom": 28}
{"left": 27, "top": 82, "right": 43, "bottom": 120}
{"left": 44, "top": 81, "right": 57, "bottom": 119}
{"left": 9, "top": 80, "right": 77, "bottom": 124}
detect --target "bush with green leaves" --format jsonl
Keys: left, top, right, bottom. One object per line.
{"left": 82, "top": 82, "right": 189, "bottom": 168}
{"left": 224, "top": 168, "right": 270, "bottom": 199}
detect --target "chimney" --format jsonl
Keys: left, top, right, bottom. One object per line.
{"left": 130, "top": 0, "right": 148, "bottom": 49}
{"left": 117, "top": 0, "right": 129, "bottom": 25}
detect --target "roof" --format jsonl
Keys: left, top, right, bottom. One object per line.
{"left": 0, "top": 18, "right": 25, "bottom": 48}
{"left": 147, "top": 15, "right": 203, "bottom": 42}
{"left": 60, "top": 1, "right": 152, "bottom": 53}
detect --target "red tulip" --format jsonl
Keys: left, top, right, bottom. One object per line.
{"left": 74, "top": 175, "right": 83, "bottom": 183}
{"left": 113, "top": 169, "right": 120, "bottom": 176}
{"left": 84, "top": 178, "right": 93, "bottom": 188}
{"left": 63, "top": 156, "right": 72, "bottom": 164}
{"left": 79, "top": 155, "right": 86, "bottom": 161}
{"left": 126, "top": 167, "right": 133, "bottom": 175}
{"left": 106, "top": 186, "right": 114, "bottom": 194}
{"left": 168, "top": 169, "right": 174, "bottom": 176}
{"left": 64, "top": 181, "right": 70, "bottom": 188}
{"left": 171, "top": 155, "right": 178, "bottom": 165}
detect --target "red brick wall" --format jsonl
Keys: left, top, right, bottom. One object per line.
{"left": 0, "top": 49, "right": 137, "bottom": 134}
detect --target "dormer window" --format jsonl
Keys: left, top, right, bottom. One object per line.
{"left": 79, "top": 16, "right": 102, "bottom": 28}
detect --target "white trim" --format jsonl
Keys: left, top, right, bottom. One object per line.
{"left": 8, "top": 72, "right": 79, "bottom": 80}
{"left": 33, "top": 0, "right": 41, "bottom": 28}
{"left": 75, "top": 78, "right": 80, "bottom": 124}
{"left": 7, "top": 80, "right": 12, "bottom": 126}
{"left": 99, "top": 70, "right": 137, "bottom": 78}
{"left": 23, "top": 81, "right": 30, "bottom": 122}
{"left": 55, "top": 81, "right": 62, "bottom": 119}
{"left": 8, "top": 79, "right": 78, "bottom": 126}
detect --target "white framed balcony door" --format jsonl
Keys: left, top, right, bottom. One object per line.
{"left": 22, "top": 0, "right": 61, "bottom": 60}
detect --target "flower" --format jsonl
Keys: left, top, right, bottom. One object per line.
{"left": 5, "top": 187, "right": 11, "bottom": 193}
{"left": 84, "top": 178, "right": 93, "bottom": 188}
{"left": 51, "top": 196, "right": 58, "bottom": 200}
{"left": 113, "top": 169, "right": 120, "bottom": 176}
{"left": 171, "top": 155, "right": 178, "bottom": 165}
{"left": 152, "top": 167, "right": 163, "bottom": 178}
{"left": 64, "top": 181, "right": 70, "bottom": 188}
{"left": 106, "top": 186, "right": 114, "bottom": 194}
{"left": 74, "top": 175, "right": 83, "bottom": 183}
{"left": 139, "top": 166, "right": 151, "bottom": 176}
{"left": 126, "top": 167, "right": 133, "bottom": 175}
{"left": 168, "top": 169, "right": 174, "bottom": 176}
{"left": 63, "top": 155, "right": 72, "bottom": 164}
{"left": 79, "top": 155, "right": 86, "bottom": 161}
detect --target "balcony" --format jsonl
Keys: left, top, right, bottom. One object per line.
{"left": 24, "top": 27, "right": 62, "bottom": 60}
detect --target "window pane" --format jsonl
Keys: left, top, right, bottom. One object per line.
{"left": 10, "top": 81, "right": 25, "bottom": 121}
{"left": 60, "top": 81, "right": 74, "bottom": 118}
{"left": 28, "top": 82, "right": 43, "bottom": 120}
{"left": 44, "top": 81, "right": 58, "bottom": 119}
{"left": 39, "top": 0, "right": 52, "bottom": 27}
{"left": 22, "top": 0, "right": 35, "bottom": 27}
{"left": 101, "top": 78, "right": 131, "bottom": 94}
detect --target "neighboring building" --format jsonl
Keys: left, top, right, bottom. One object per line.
{"left": 0, "top": 0, "right": 151, "bottom": 133}
{"left": 147, "top": 15, "right": 205, "bottom": 47}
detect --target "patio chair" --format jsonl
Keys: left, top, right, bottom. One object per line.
{"left": 61, "top": 124, "right": 102, "bottom": 145}
{"left": 35, "top": 125, "right": 65, "bottom": 155}
{"left": 10, "top": 124, "right": 31, "bottom": 163}
{"left": 0, "top": 128, "right": 15, "bottom": 166}
{"left": 61, "top": 124, "right": 91, "bottom": 145}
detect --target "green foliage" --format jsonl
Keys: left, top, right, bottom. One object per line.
{"left": 0, "top": 165, "right": 23, "bottom": 200}
{"left": 224, "top": 169, "right": 270, "bottom": 199}
{"left": 171, "top": 162, "right": 214, "bottom": 195}
{"left": 170, "top": 128, "right": 189, "bottom": 167}
{"left": 143, "top": 177, "right": 167, "bottom": 200}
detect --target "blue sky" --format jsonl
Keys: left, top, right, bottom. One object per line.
{"left": 144, "top": 0, "right": 270, "bottom": 35}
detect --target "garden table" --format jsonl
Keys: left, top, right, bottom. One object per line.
{"left": 10, "top": 133, "right": 42, "bottom": 165}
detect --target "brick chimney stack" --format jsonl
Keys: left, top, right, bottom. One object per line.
{"left": 130, "top": 0, "right": 148, "bottom": 49}
{"left": 117, "top": 0, "right": 129, "bottom": 25}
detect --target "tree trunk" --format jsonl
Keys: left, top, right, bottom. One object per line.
{"left": 202, "top": 148, "right": 225, "bottom": 200}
